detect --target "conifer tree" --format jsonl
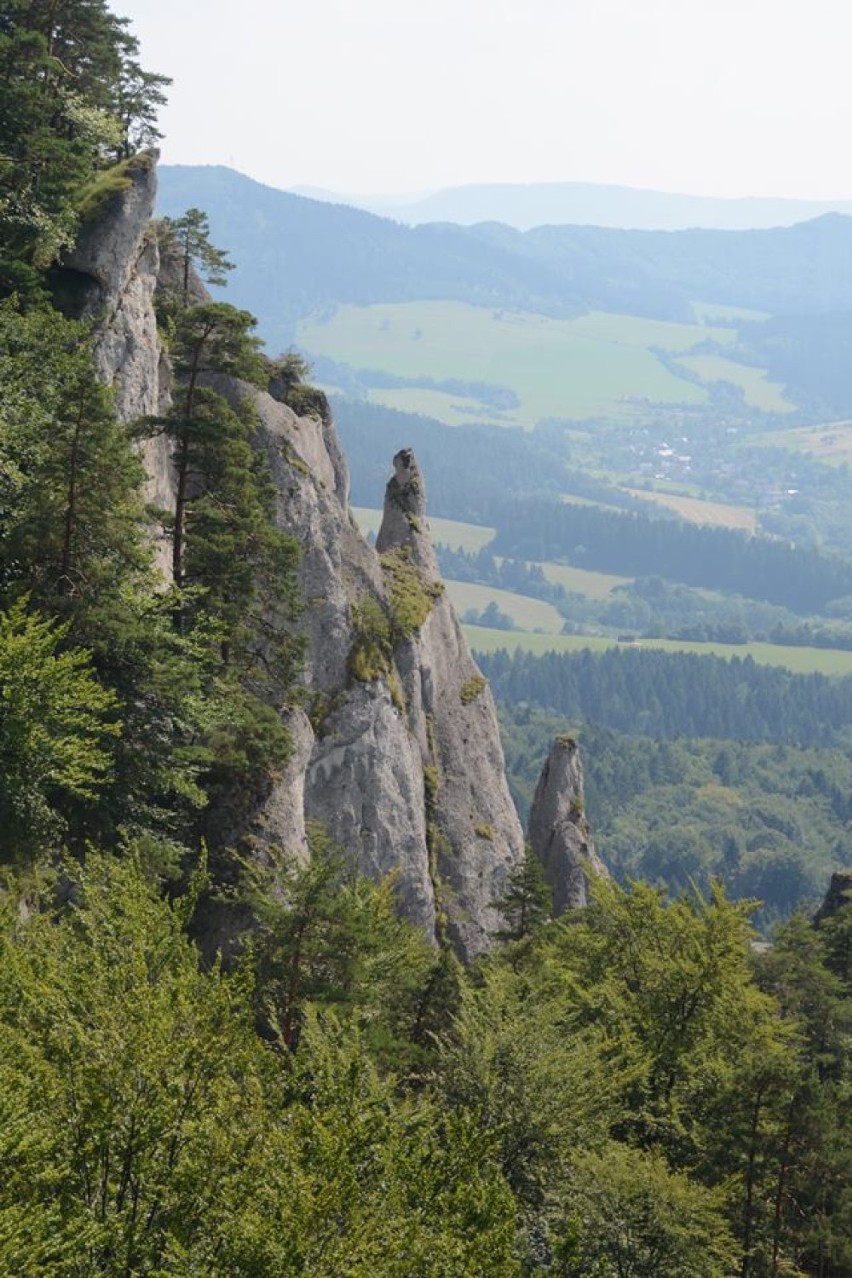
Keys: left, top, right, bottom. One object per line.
{"left": 159, "top": 207, "right": 234, "bottom": 304}
{"left": 493, "top": 843, "right": 552, "bottom": 941}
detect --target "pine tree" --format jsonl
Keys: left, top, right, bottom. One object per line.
{"left": 0, "top": 301, "right": 148, "bottom": 620}
{"left": 493, "top": 843, "right": 552, "bottom": 941}
{"left": 159, "top": 207, "right": 233, "bottom": 304}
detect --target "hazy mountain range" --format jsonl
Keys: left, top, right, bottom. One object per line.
{"left": 289, "top": 180, "right": 852, "bottom": 232}
{"left": 157, "top": 165, "right": 852, "bottom": 356}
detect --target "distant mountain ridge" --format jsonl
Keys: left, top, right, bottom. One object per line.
{"left": 288, "top": 179, "right": 852, "bottom": 233}
{"left": 157, "top": 165, "right": 852, "bottom": 354}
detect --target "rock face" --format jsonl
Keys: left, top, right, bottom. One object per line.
{"left": 188, "top": 380, "right": 525, "bottom": 957}
{"left": 376, "top": 450, "right": 525, "bottom": 955}
{"left": 53, "top": 153, "right": 173, "bottom": 569}
{"left": 528, "top": 737, "right": 609, "bottom": 914}
{"left": 70, "top": 158, "right": 526, "bottom": 959}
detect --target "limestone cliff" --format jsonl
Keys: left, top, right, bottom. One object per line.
{"left": 205, "top": 378, "right": 525, "bottom": 957}
{"left": 62, "top": 156, "right": 525, "bottom": 958}
{"left": 53, "top": 153, "right": 173, "bottom": 569}
{"left": 528, "top": 736, "right": 609, "bottom": 914}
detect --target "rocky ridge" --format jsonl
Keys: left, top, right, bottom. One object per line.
{"left": 55, "top": 154, "right": 606, "bottom": 958}
{"left": 528, "top": 736, "right": 609, "bottom": 914}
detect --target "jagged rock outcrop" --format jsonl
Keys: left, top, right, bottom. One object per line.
{"left": 70, "top": 156, "right": 525, "bottom": 959}
{"left": 234, "top": 392, "right": 525, "bottom": 955}
{"left": 377, "top": 450, "right": 526, "bottom": 956}
{"left": 52, "top": 153, "right": 173, "bottom": 568}
{"left": 528, "top": 736, "right": 609, "bottom": 914}
{"left": 814, "top": 870, "right": 852, "bottom": 926}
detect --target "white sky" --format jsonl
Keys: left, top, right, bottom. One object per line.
{"left": 121, "top": 0, "right": 852, "bottom": 199}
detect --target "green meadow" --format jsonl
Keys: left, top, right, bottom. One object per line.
{"left": 464, "top": 627, "right": 852, "bottom": 675}
{"left": 300, "top": 301, "right": 744, "bottom": 426}
{"left": 537, "top": 561, "right": 632, "bottom": 599}
{"left": 445, "top": 582, "right": 565, "bottom": 633}
{"left": 675, "top": 353, "right": 794, "bottom": 412}
{"left": 351, "top": 506, "right": 495, "bottom": 552}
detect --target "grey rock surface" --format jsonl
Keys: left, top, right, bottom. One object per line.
{"left": 376, "top": 447, "right": 439, "bottom": 577}
{"left": 74, "top": 155, "right": 526, "bottom": 958}
{"left": 58, "top": 154, "right": 173, "bottom": 573}
{"left": 528, "top": 737, "right": 609, "bottom": 914}
{"left": 209, "top": 392, "right": 524, "bottom": 955}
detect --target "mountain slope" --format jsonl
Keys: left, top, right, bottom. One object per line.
{"left": 157, "top": 166, "right": 852, "bottom": 353}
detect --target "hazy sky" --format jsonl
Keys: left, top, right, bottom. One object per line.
{"left": 122, "top": 0, "right": 852, "bottom": 198}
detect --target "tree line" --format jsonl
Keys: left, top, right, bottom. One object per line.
{"left": 489, "top": 496, "right": 852, "bottom": 615}
{"left": 478, "top": 645, "right": 852, "bottom": 746}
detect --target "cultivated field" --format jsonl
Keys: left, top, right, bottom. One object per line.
{"left": 365, "top": 387, "right": 516, "bottom": 428}
{"left": 622, "top": 488, "right": 758, "bottom": 531}
{"left": 445, "top": 582, "right": 565, "bottom": 634}
{"left": 351, "top": 506, "right": 495, "bottom": 552}
{"left": 690, "top": 301, "right": 771, "bottom": 323}
{"left": 299, "top": 301, "right": 744, "bottom": 427}
{"left": 464, "top": 628, "right": 852, "bottom": 675}
{"left": 751, "top": 421, "right": 852, "bottom": 464}
{"left": 537, "top": 561, "right": 632, "bottom": 599}
{"left": 675, "top": 353, "right": 793, "bottom": 413}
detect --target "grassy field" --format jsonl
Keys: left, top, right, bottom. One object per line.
{"left": 538, "top": 561, "right": 632, "bottom": 599}
{"left": 623, "top": 488, "right": 758, "bottom": 531}
{"left": 300, "top": 301, "right": 743, "bottom": 427}
{"left": 750, "top": 421, "right": 852, "bottom": 464}
{"left": 351, "top": 506, "right": 495, "bottom": 552}
{"left": 365, "top": 387, "right": 517, "bottom": 428}
{"left": 691, "top": 300, "right": 771, "bottom": 323}
{"left": 445, "top": 582, "right": 564, "bottom": 634}
{"left": 464, "top": 627, "right": 852, "bottom": 675}
{"left": 675, "top": 353, "right": 794, "bottom": 413}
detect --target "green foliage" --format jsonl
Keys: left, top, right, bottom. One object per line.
{"left": 0, "top": 301, "right": 148, "bottom": 618}
{"left": 499, "top": 703, "right": 852, "bottom": 923}
{"left": 158, "top": 206, "right": 233, "bottom": 303}
{"left": 0, "top": 852, "right": 521, "bottom": 1276}
{"left": 492, "top": 844, "right": 551, "bottom": 941}
{"left": 284, "top": 381, "right": 331, "bottom": 422}
{"left": 242, "top": 828, "right": 440, "bottom": 1066}
{"left": 74, "top": 152, "right": 152, "bottom": 223}
{"left": 0, "top": 850, "right": 275, "bottom": 1274}
{"left": 0, "top": 600, "right": 118, "bottom": 857}
{"left": 381, "top": 544, "right": 436, "bottom": 640}
{"left": 268, "top": 349, "right": 312, "bottom": 393}
{"left": 0, "top": 0, "right": 168, "bottom": 275}
{"left": 349, "top": 593, "right": 393, "bottom": 682}
{"left": 461, "top": 672, "right": 488, "bottom": 704}
{"left": 0, "top": 843, "right": 848, "bottom": 1277}
{"left": 566, "top": 1143, "right": 737, "bottom": 1278}
{"left": 139, "top": 301, "right": 302, "bottom": 793}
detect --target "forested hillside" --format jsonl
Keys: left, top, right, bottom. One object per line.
{"left": 480, "top": 645, "right": 852, "bottom": 745}
{"left": 3, "top": 2, "right": 852, "bottom": 1273}
{"left": 157, "top": 166, "right": 852, "bottom": 342}
{"left": 500, "top": 704, "right": 852, "bottom": 922}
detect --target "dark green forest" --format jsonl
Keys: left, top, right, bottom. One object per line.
{"left": 499, "top": 704, "right": 852, "bottom": 922}
{"left": 478, "top": 646, "right": 852, "bottom": 746}
{"left": 489, "top": 497, "right": 852, "bottom": 615}
{"left": 2, "top": 2, "right": 852, "bottom": 1274}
